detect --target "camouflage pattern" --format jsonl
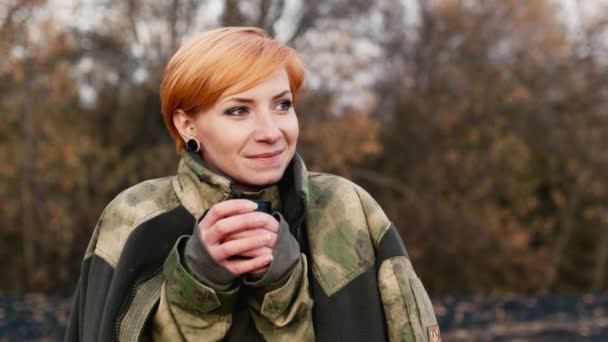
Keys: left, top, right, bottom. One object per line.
{"left": 235, "top": 185, "right": 282, "bottom": 213}
{"left": 152, "top": 152, "right": 314, "bottom": 341}
{"left": 83, "top": 150, "right": 437, "bottom": 340}
{"left": 92, "top": 176, "right": 180, "bottom": 267}
{"left": 249, "top": 256, "right": 315, "bottom": 341}
{"left": 173, "top": 151, "right": 282, "bottom": 216}
{"left": 153, "top": 236, "right": 239, "bottom": 341}
{"left": 153, "top": 238, "right": 314, "bottom": 341}
{"left": 305, "top": 173, "right": 390, "bottom": 296}
{"left": 304, "top": 169, "right": 440, "bottom": 341}
{"left": 352, "top": 183, "right": 392, "bottom": 246}
{"left": 378, "top": 256, "right": 439, "bottom": 342}
{"left": 120, "top": 271, "right": 164, "bottom": 341}
{"left": 173, "top": 151, "right": 232, "bottom": 218}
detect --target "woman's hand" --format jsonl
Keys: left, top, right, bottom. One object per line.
{"left": 197, "top": 199, "right": 279, "bottom": 275}
{"left": 222, "top": 227, "right": 278, "bottom": 274}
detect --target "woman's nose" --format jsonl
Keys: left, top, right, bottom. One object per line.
{"left": 254, "top": 112, "right": 281, "bottom": 142}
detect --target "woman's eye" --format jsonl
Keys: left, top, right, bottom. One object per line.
{"left": 224, "top": 106, "right": 248, "bottom": 116}
{"left": 275, "top": 99, "right": 293, "bottom": 112}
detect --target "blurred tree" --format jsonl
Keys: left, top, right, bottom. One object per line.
{"left": 364, "top": 0, "right": 608, "bottom": 295}
{"left": 0, "top": 0, "right": 381, "bottom": 294}
{"left": 1, "top": 0, "right": 607, "bottom": 297}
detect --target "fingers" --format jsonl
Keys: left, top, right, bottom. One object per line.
{"left": 250, "top": 266, "right": 269, "bottom": 275}
{"left": 201, "top": 199, "right": 258, "bottom": 230}
{"left": 211, "top": 233, "right": 274, "bottom": 261}
{"left": 232, "top": 246, "right": 273, "bottom": 258}
{"left": 204, "top": 212, "right": 276, "bottom": 245}
{"left": 196, "top": 200, "right": 280, "bottom": 273}
{"left": 223, "top": 228, "right": 278, "bottom": 248}
{"left": 222, "top": 254, "right": 273, "bottom": 275}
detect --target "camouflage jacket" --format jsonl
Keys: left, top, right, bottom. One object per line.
{"left": 65, "top": 152, "right": 440, "bottom": 342}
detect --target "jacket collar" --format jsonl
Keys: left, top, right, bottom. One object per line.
{"left": 173, "top": 151, "right": 309, "bottom": 227}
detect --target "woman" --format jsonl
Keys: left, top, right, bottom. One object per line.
{"left": 66, "top": 27, "right": 440, "bottom": 342}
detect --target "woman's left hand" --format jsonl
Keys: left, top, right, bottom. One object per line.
{"left": 222, "top": 216, "right": 279, "bottom": 274}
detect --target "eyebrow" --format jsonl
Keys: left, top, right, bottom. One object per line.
{"left": 223, "top": 90, "right": 291, "bottom": 104}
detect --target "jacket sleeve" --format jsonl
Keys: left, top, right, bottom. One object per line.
{"left": 64, "top": 208, "right": 116, "bottom": 342}
{"left": 151, "top": 213, "right": 314, "bottom": 341}
{"left": 244, "top": 213, "right": 315, "bottom": 341}
{"left": 151, "top": 235, "right": 239, "bottom": 341}
{"left": 354, "top": 184, "right": 441, "bottom": 342}
{"left": 376, "top": 224, "right": 441, "bottom": 342}
{"left": 65, "top": 254, "right": 115, "bottom": 341}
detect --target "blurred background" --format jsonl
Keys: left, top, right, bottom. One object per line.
{"left": 2, "top": 0, "right": 608, "bottom": 340}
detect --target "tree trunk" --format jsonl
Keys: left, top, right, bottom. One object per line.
{"left": 542, "top": 186, "right": 580, "bottom": 294}
{"left": 592, "top": 215, "right": 608, "bottom": 293}
{"left": 169, "top": 0, "right": 179, "bottom": 52}
{"left": 21, "top": 64, "right": 35, "bottom": 290}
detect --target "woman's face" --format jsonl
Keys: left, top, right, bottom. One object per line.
{"left": 191, "top": 68, "right": 299, "bottom": 190}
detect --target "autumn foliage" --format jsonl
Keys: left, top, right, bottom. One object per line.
{"left": 1, "top": 0, "right": 607, "bottom": 297}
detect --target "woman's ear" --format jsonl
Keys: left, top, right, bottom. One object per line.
{"left": 173, "top": 109, "right": 196, "bottom": 141}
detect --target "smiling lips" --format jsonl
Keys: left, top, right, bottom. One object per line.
{"left": 247, "top": 149, "right": 284, "bottom": 161}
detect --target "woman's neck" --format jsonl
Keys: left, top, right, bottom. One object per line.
{"left": 232, "top": 182, "right": 275, "bottom": 193}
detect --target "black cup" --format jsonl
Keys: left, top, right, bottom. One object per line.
{"left": 251, "top": 199, "right": 271, "bottom": 214}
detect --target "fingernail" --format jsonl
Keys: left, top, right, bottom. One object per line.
{"left": 248, "top": 201, "right": 258, "bottom": 210}
{"left": 268, "top": 255, "right": 274, "bottom": 262}
{"left": 265, "top": 234, "right": 272, "bottom": 243}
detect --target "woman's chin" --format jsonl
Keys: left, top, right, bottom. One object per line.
{"left": 230, "top": 169, "right": 283, "bottom": 191}
{"left": 245, "top": 174, "right": 282, "bottom": 187}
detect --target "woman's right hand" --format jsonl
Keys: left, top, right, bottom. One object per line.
{"left": 197, "top": 199, "right": 278, "bottom": 275}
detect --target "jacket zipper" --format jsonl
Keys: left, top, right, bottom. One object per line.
{"left": 114, "top": 265, "right": 163, "bottom": 341}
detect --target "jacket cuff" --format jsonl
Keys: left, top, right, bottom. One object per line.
{"left": 249, "top": 255, "right": 312, "bottom": 325}
{"left": 164, "top": 235, "right": 238, "bottom": 315}
{"left": 242, "top": 212, "right": 300, "bottom": 290}
{"left": 184, "top": 212, "right": 238, "bottom": 291}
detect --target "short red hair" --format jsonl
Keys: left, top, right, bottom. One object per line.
{"left": 160, "top": 27, "right": 305, "bottom": 152}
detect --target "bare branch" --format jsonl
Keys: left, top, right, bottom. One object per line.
{"left": 126, "top": 0, "right": 140, "bottom": 44}
{"left": 168, "top": 0, "right": 179, "bottom": 52}
{"left": 266, "top": 0, "right": 285, "bottom": 37}
{"left": 592, "top": 217, "right": 608, "bottom": 293}
{"left": 257, "top": 0, "right": 272, "bottom": 29}
{"left": 285, "top": 0, "right": 320, "bottom": 46}
{"left": 221, "top": 0, "right": 248, "bottom": 27}
{"left": 1, "top": 0, "right": 43, "bottom": 39}
{"left": 351, "top": 167, "right": 423, "bottom": 207}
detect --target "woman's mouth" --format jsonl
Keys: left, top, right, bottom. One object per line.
{"left": 246, "top": 149, "right": 284, "bottom": 164}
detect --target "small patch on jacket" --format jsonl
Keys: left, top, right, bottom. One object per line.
{"left": 428, "top": 325, "right": 441, "bottom": 342}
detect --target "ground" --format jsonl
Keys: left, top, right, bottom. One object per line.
{"left": 0, "top": 294, "right": 606, "bottom": 341}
